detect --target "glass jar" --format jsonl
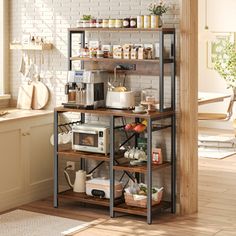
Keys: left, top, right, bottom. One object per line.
{"left": 115, "top": 19, "right": 122, "bottom": 28}
{"left": 144, "top": 15, "right": 151, "bottom": 29}
{"left": 130, "top": 17, "right": 137, "bottom": 28}
{"left": 102, "top": 19, "right": 109, "bottom": 28}
{"left": 123, "top": 18, "right": 130, "bottom": 28}
{"left": 137, "top": 15, "right": 144, "bottom": 28}
{"left": 90, "top": 19, "right": 96, "bottom": 28}
{"left": 141, "top": 88, "right": 158, "bottom": 103}
{"left": 108, "top": 19, "right": 116, "bottom": 28}
{"left": 96, "top": 19, "right": 103, "bottom": 28}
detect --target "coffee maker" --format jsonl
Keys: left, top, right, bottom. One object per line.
{"left": 63, "top": 70, "right": 107, "bottom": 109}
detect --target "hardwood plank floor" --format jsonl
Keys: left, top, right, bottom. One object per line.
{"left": 17, "top": 129, "right": 236, "bottom": 235}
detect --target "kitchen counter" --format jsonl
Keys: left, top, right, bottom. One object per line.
{"left": 0, "top": 108, "right": 53, "bottom": 122}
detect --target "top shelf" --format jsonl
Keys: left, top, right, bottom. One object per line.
{"left": 69, "top": 27, "right": 175, "bottom": 33}
{"left": 10, "top": 43, "right": 53, "bottom": 51}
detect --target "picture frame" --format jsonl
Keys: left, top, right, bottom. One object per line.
{"left": 207, "top": 32, "right": 235, "bottom": 69}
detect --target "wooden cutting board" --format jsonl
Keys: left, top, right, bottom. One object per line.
{"left": 17, "top": 84, "right": 34, "bottom": 109}
{"left": 31, "top": 81, "right": 49, "bottom": 109}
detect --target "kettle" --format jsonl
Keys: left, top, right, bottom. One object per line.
{"left": 64, "top": 167, "right": 92, "bottom": 193}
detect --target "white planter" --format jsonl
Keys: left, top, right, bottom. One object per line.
{"left": 82, "top": 20, "right": 90, "bottom": 28}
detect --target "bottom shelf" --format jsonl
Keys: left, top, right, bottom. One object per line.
{"left": 58, "top": 190, "right": 122, "bottom": 207}
{"left": 114, "top": 201, "right": 171, "bottom": 216}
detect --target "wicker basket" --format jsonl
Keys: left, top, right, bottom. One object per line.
{"left": 124, "top": 190, "right": 163, "bottom": 208}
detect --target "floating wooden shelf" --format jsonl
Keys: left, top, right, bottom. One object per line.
{"left": 70, "top": 56, "right": 174, "bottom": 64}
{"left": 113, "top": 161, "right": 171, "bottom": 173}
{"left": 114, "top": 201, "right": 171, "bottom": 216}
{"left": 69, "top": 27, "right": 175, "bottom": 33}
{"left": 58, "top": 190, "right": 122, "bottom": 207}
{"left": 10, "top": 43, "right": 53, "bottom": 51}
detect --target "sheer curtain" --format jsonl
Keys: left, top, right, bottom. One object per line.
{"left": 0, "top": 0, "right": 3, "bottom": 95}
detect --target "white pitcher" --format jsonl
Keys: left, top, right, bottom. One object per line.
{"left": 64, "top": 169, "right": 92, "bottom": 193}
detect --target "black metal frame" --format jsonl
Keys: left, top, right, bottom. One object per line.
{"left": 53, "top": 28, "right": 176, "bottom": 225}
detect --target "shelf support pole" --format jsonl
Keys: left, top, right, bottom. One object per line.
{"left": 110, "top": 115, "right": 115, "bottom": 218}
{"left": 53, "top": 110, "right": 59, "bottom": 208}
{"left": 159, "top": 31, "right": 165, "bottom": 112}
{"left": 171, "top": 114, "right": 176, "bottom": 213}
{"left": 147, "top": 118, "right": 152, "bottom": 224}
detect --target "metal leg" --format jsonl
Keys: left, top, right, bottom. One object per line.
{"left": 135, "top": 117, "right": 140, "bottom": 182}
{"left": 159, "top": 31, "right": 164, "bottom": 112}
{"left": 54, "top": 110, "right": 59, "bottom": 208}
{"left": 110, "top": 116, "right": 115, "bottom": 218}
{"left": 147, "top": 118, "right": 152, "bottom": 224}
{"left": 171, "top": 31, "right": 176, "bottom": 111}
{"left": 171, "top": 114, "right": 176, "bottom": 213}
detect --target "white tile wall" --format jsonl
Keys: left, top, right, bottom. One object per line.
{"left": 9, "top": 0, "right": 180, "bottom": 201}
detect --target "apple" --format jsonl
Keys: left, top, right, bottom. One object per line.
{"left": 125, "top": 123, "right": 133, "bottom": 131}
{"left": 133, "top": 124, "right": 146, "bottom": 133}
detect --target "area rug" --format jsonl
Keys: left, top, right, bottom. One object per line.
{"left": 0, "top": 209, "right": 90, "bottom": 236}
{"left": 198, "top": 147, "right": 236, "bottom": 159}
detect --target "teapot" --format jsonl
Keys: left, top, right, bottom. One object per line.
{"left": 64, "top": 168, "right": 92, "bottom": 193}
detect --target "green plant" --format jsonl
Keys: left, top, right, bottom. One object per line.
{"left": 214, "top": 39, "right": 236, "bottom": 89}
{"left": 81, "top": 15, "right": 92, "bottom": 20}
{"left": 148, "top": 1, "right": 169, "bottom": 16}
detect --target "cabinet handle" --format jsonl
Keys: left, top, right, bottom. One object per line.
{"left": 26, "top": 132, "right": 30, "bottom": 136}
{"left": 22, "top": 133, "right": 26, "bottom": 136}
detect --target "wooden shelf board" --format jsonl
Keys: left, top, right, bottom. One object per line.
{"left": 113, "top": 161, "right": 171, "bottom": 173}
{"left": 10, "top": 43, "right": 53, "bottom": 50}
{"left": 70, "top": 56, "right": 174, "bottom": 64}
{"left": 55, "top": 107, "right": 175, "bottom": 119}
{"left": 58, "top": 150, "right": 110, "bottom": 161}
{"left": 58, "top": 190, "right": 122, "bottom": 207}
{"left": 69, "top": 27, "right": 175, "bottom": 33}
{"left": 114, "top": 201, "right": 171, "bottom": 216}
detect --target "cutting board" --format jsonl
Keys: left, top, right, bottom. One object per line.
{"left": 17, "top": 84, "right": 34, "bottom": 109}
{"left": 31, "top": 81, "right": 49, "bottom": 109}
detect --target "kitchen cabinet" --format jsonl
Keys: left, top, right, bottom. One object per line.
{"left": 54, "top": 27, "right": 176, "bottom": 224}
{"left": 0, "top": 113, "right": 53, "bottom": 212}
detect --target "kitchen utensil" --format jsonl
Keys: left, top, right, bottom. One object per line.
{"left": 31, "top": 75, "right": 49, "bottom": 109}
{"left": 19, "top": 53, "right": 26, "bottom": 76}
{"left": 16, "top": 83, "right": 34, "bottom": 109}
{"left": 64, "top": 169, "right": 92, "bottom": 193}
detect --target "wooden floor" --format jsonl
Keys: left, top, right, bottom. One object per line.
{"left": 18, "top": 129, "right": 236, "bottom": 236}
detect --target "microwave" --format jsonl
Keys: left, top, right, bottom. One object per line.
{"left": 72, "top": 124, "right": 110, "bottom": 155}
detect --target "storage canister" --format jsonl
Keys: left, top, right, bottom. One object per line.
{"left": 130, "top": 17, "right": 137, "bottom": 28}
{"left": 115, "top": 19, "right": 122, "bottom": 28}
{"left": 144, "top": 15, "right": 151, "bottom": 29}
{"left": 96, "top": 19, "right": 103, "bottom": 28}
{"left": 151, "top": 15, "right": 158, "bottom": 29}
{"left": 90, "top": 18, "right": 96, "bottom": 28}
{"left": 137, "top": 15, "right": 144, "bottom": 28}
{"left": 109, "top": 19, "right": 116, "bottom": 28}
{"left": 123, "top": 18, "right": 130, "bottom": 28}
{"left": 102, "top": 19, "right": 109, "bottom": 28}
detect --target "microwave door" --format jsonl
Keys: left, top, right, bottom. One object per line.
{"left": 74, "top": 130, "right": 99, "bottom": 148}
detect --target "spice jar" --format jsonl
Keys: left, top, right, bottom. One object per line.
{"left": 137, "top": 15, "right": 144, "bottom": 28}
{"left": 96, "top": 19, "right": 103, "bottom": 28}
{"left": 130, "top": 17, "right": 137, "bottom": 28}
{"left": 144, "top": 15, "right": 151, "bottom": 29}
{"left": 123, "top": 18, "right": 130, "bottom": 28}
{"left": 115, "top": 19, "right": 122, "bottom": 28}
{"left": 97, "top": 49, "right": 104, "bottom": 58}
{"left": 90, "top": 19, "right": 96, "bottom": 28}
{"left": 102, "top": 19, "right": 109, "bottom": 28}
{"left": 108, "top": 19, "right": 116, "bottom": 28}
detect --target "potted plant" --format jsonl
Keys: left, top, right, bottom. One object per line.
{"left": 214, "top": 39, "right": 236, "bottom": 93}
{"left": 148, "top": 1, "right": 169, "bottom": 28}
{"left": 81, "top": 15, "right": 92, "bottom": 28}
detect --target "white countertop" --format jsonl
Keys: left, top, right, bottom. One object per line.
{"left": 0, "top": 108, "right": 53, "bottom": 123}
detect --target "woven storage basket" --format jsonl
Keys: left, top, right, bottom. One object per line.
{"left": 124, "top": 190, "right": 163, "bottom": 208}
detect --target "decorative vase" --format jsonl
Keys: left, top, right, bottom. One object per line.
{"left": 151, "top": 15, "right": 158, "bottom": 29}
{"left": 158, "top": 15, "right": 163, "bottom": 28}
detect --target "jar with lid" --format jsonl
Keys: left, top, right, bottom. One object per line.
{"left": 123, "top": 18, "right": 130, "bottom": 28}
{"left": 115, "top": 19, "right": 122, "bottom": 28}
{"left": 130, "top": 17, "right": 137, "bottom": 28}
{"left": 108, "top": 19, "right": 116, "bottom": 28}
{"left": 90, "top": 18, "right": 96, "bottom": 28}
{"left": 144, "top": 15, "right": 151, "bottom": 29}
{"left": 96, "top": 19, "right": 103, "bottom": 28}
{"left": 102, "top": 19, "right": 109, "bottom": 28}
{"left": 137, "top": 15, "right": 144, "bottom": 28}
